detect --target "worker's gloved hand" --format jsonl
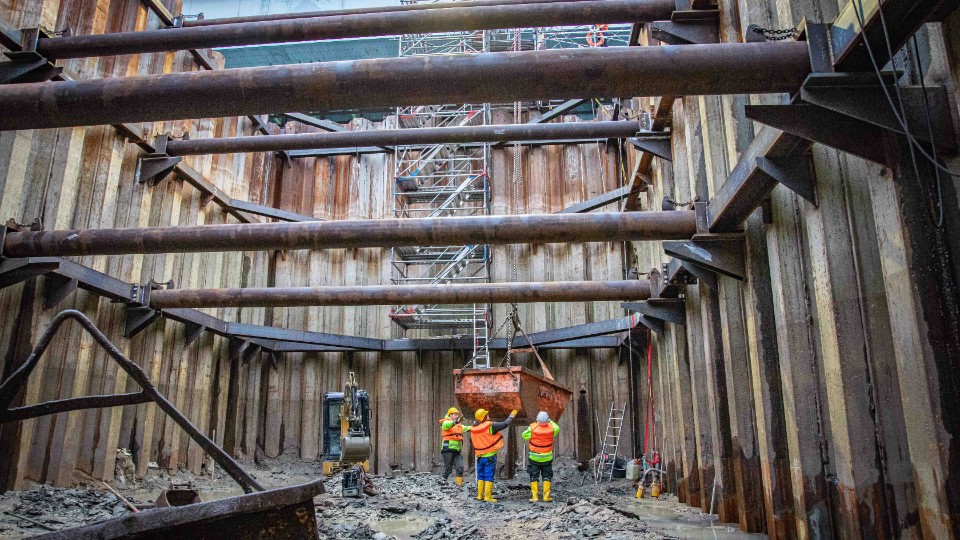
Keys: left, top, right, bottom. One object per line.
{"left": 510, "top": 409, "right": 518, "bottom": 417}
{"left": 455, "top": 417, "right": 462, "bottom": 424}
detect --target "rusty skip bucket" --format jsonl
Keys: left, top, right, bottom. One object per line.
{"left": 34, "top": 479, "right": 325, "bottom": 540}
{"left": 454, "top": 366, "right": 572, "bottom": 423}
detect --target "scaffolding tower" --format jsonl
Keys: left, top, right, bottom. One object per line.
{"left": 389, "top": 6, "right": 632, "bottom": 368}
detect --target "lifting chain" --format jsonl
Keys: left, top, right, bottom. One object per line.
{"left": 750, "top": 26, "right": 799, "bottom": 41}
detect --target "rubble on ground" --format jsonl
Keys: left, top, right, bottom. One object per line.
{"left": 0, "top": 485, "right": 140, "bottom": 536}
{"left": 0, "top": 453, "right": 735, "bottom": 539}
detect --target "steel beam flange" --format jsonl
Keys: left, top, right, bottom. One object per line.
{"left": 664, "top": 234, "right": 746, "bottom": 281}
{"left": 658, "top": 258, "right": 696, "bottom": 298}
{"left": 0, "top": 218, "right": 41, "bottom": 260}
{"left": 637, "top": 314, "right": 665, "bottom": 334}
{"left": 183, "top": 321, "right": 206, "bottom": 346}
{"left": 43, "top": 273, "right": 79, "bottom": 309}
{"left": 756, "top": 156, "right": 817, "bottom": 206}
{"left": 621, "top": 299, "right": 686, "bottom": 326}
{"left": 136, "top": 134, "right": 182, "bottom": 185}
{"left": 627, "top": 136, "right": 672, "bottom": 161}
{"left": 124, "top": 280, "right": 173, "bottom": 338}
{"left": 651, "top": 12, "right": 719, "bottom": 45}
{"left": 746, "top": 71, "right": 957, "bottom": 165}
{"left": 681, "top": 260, "right": 718, "bottom": 292}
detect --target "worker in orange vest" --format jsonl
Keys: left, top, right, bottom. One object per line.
{"left": 522, "top": 411, "right": 560, "bottom": 502}
{"left": 439, "top": 407, "right": 465, "bottom": 486}
{"left": 470, "top": 407, "right": 517, "bottom": 502}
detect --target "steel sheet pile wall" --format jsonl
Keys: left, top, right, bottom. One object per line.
{"left": 261, "top": 112, "right": 632, "bottom": 475}
{"left": 628, "top": 2, "right": 960, "bottom": 539}
{"left": 0, "top": 0, "right": 280, "bottom": 488}
{"left": 0, "top": 0, "right": 634, "bottom": 488}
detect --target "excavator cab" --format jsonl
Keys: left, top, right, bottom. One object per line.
{"left": 321, "top": 388, "right": 371, "bottom": 477}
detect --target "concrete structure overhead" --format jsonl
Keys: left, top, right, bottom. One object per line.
{"left": 0, "top": 0, "right": 959, "bottom": 538}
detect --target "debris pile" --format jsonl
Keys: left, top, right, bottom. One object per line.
{"left": 0, "top": 485, "right": 137, "bottom": 535}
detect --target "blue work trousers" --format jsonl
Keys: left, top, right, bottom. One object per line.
{"left": 476, "top": 454, "right": 497, "bottom": 481}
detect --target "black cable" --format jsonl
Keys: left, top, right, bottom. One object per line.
{"left": 849, "top": 0, "right": 960, "bottom": 180}
{"left": 911, "top": 33, "right": 945, "bottom": 226}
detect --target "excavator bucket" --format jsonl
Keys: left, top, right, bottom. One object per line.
{"left": 453, "top": 366, "right": 572, "bottom": 423}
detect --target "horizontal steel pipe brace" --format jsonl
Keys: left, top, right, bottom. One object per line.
{"left": 2, "top": 211, "right": 696, "bottom": 257}
{"left": 167, "top": 120, "right": 644, "bottom": 156}
{"left": 0, "top": 42, "right": 811, "bottom": 131}
{"left": 36, "top": 0, "right": 674, "bottom": 59}
{"left": 149, "top": 280, "right": 652, "bottom": 309}
{"left": 182, "top": 0, "right": 611, "bottom": 26}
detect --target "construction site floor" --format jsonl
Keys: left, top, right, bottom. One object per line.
{"left": 0, "top": 455, "right": 763, "bottom": 539}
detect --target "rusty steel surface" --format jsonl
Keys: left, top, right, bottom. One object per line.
{"left": 167, "top": 120, "right": 645, "bottom": 156}
{"left": 0, "top": 310, "right": 263, "bottom": 494}
{"left": 36, "top": 0, "right": 674, "bottom": 59}
{"left": 149, "top": 280, "right": 652, "bottom": 309}
{"left": 34, "top": 479, "right": 324, "bottom": 539}
{"left": 0, "top": 42, "right": 811, "bottom": 131}
{"left": 2, "top": 211, "right": 697, "bottom": 257}
{"left": 454, "top": 366, "right": 572, "bottom": 423}
{"left": 182, "top": 0, "right": 619, "bottom": 26}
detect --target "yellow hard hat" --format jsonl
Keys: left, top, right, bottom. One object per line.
{"left": 447, "top": 407, "right": 460, "bottom": 416}
{"left": 474, "top": 408, "right": 489, "bottom": 422}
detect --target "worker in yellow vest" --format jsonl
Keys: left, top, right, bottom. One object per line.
{"left": 521, "top": 411, "right": 560, "bottom": 502}
{"left": 439, "top": 407, "right": 465, "bottom": 486}
{"left": 469, "top": 407, "right": 517, "bottom": 502}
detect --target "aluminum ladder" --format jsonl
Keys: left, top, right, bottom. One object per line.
{"left": 595, "top": 402, "right": 626, "bottom": 483}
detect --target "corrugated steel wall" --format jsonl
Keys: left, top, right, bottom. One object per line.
{"left": 0, "top": 0, "right": 637, "bottom": 488}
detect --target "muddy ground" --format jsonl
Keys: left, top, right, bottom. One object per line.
{"left": 0, "top": 455, "right": 761, "bottom": 539}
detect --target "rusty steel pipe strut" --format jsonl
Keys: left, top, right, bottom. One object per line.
{"left": 182, "top": 0, "right": 616, "bottom": 26}
{"left": 0, "top": 42, "right": 811, "bottom": 131}
{"left": 149, "top": 280, "right": 652, "bottom": 309}
{"left": 167, "top": 120, "right": 645, "bottom": 156}
{"left": 2, "top": 211, "right": 697, "bottom": 257}
{"left": 35, "top": 0, "right": 675, "bottom": 59}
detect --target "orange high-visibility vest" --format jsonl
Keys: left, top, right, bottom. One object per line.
{"left": 439, "top": 417, "right": 463, "bottom": 442}
{"left": 527, "top": 422, "right": 555, "bottom": 454}
{"left": 470, "top": 420, "right": 503, "bottom": 456}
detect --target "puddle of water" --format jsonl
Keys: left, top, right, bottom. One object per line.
{"left": 368, "top": 515, "right": 436, "bottom": 540}
{"left": 622, "top": 500, "right": 766, "bottom": 540}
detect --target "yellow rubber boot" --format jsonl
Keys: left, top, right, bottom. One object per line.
{"left": 476, "top": 480, "right": 485, "bottom": 500}
{"left": 529, "top": 481, "right": 539, "bottom": 502}
{"left": 636, "top": 484, "right": 645, "bottom": 499}
{"left": 542, "top": 480, "right": 553, "bottom": 502}
{"left": 455, "top": 476, "right": 463, "bottom": 487}
{"left": 484, "top": 481, "right": 498, "bottom": 502}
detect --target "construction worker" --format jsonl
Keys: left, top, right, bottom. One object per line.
{"left": 470, "top": 407, "right": 517, "bottom": 502}
{"left": 522, "top": 411, "right": 560, "bottom": 502}
{"left": 439, "top": 407, "right": 465, "bottom": 486}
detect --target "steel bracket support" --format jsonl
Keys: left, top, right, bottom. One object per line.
{"left": 663, "top": 234, "right": 745, "bottom": 281}
{"left": 123, "top": 280, "right": 173, "bottom": 338}
{"left": 136, "top": 134, "right": 182, "bottom": 186}
{"left": 682, "top": 260, "right": 718, "bottom": 292}
{"left": 43, "top": 273, "right": 79, "bottom": 309}
{"left": 658, "top": 258, "right": 697, "bottom": 298}
{"left": 756, "top": 156, "right": 817, "bottom": 206}
{"left": 627, "top": 136, "right": 672, "bottom": 161}
{"left": 745, "top": 72, "right": 957, "bottom": 165}
{"left": 651, "top": 10, "right": 720, "bottom": 45}
{"left": 124, "top": 306, "right": 160, "bottom": 338}
{"left": 637, "top": 314, "right": 665, "bottom": 334}
{"left": 622, "top": 299, "right": 686, "bottom": 326}
{"left": 183, "top": 321, "right": 206, "bottom": 346}
{"left": 2, "top": 28, "right": 61, "bottom": 84}
{"left": 0, "top": 218, "right": 42, "bottom": 261}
